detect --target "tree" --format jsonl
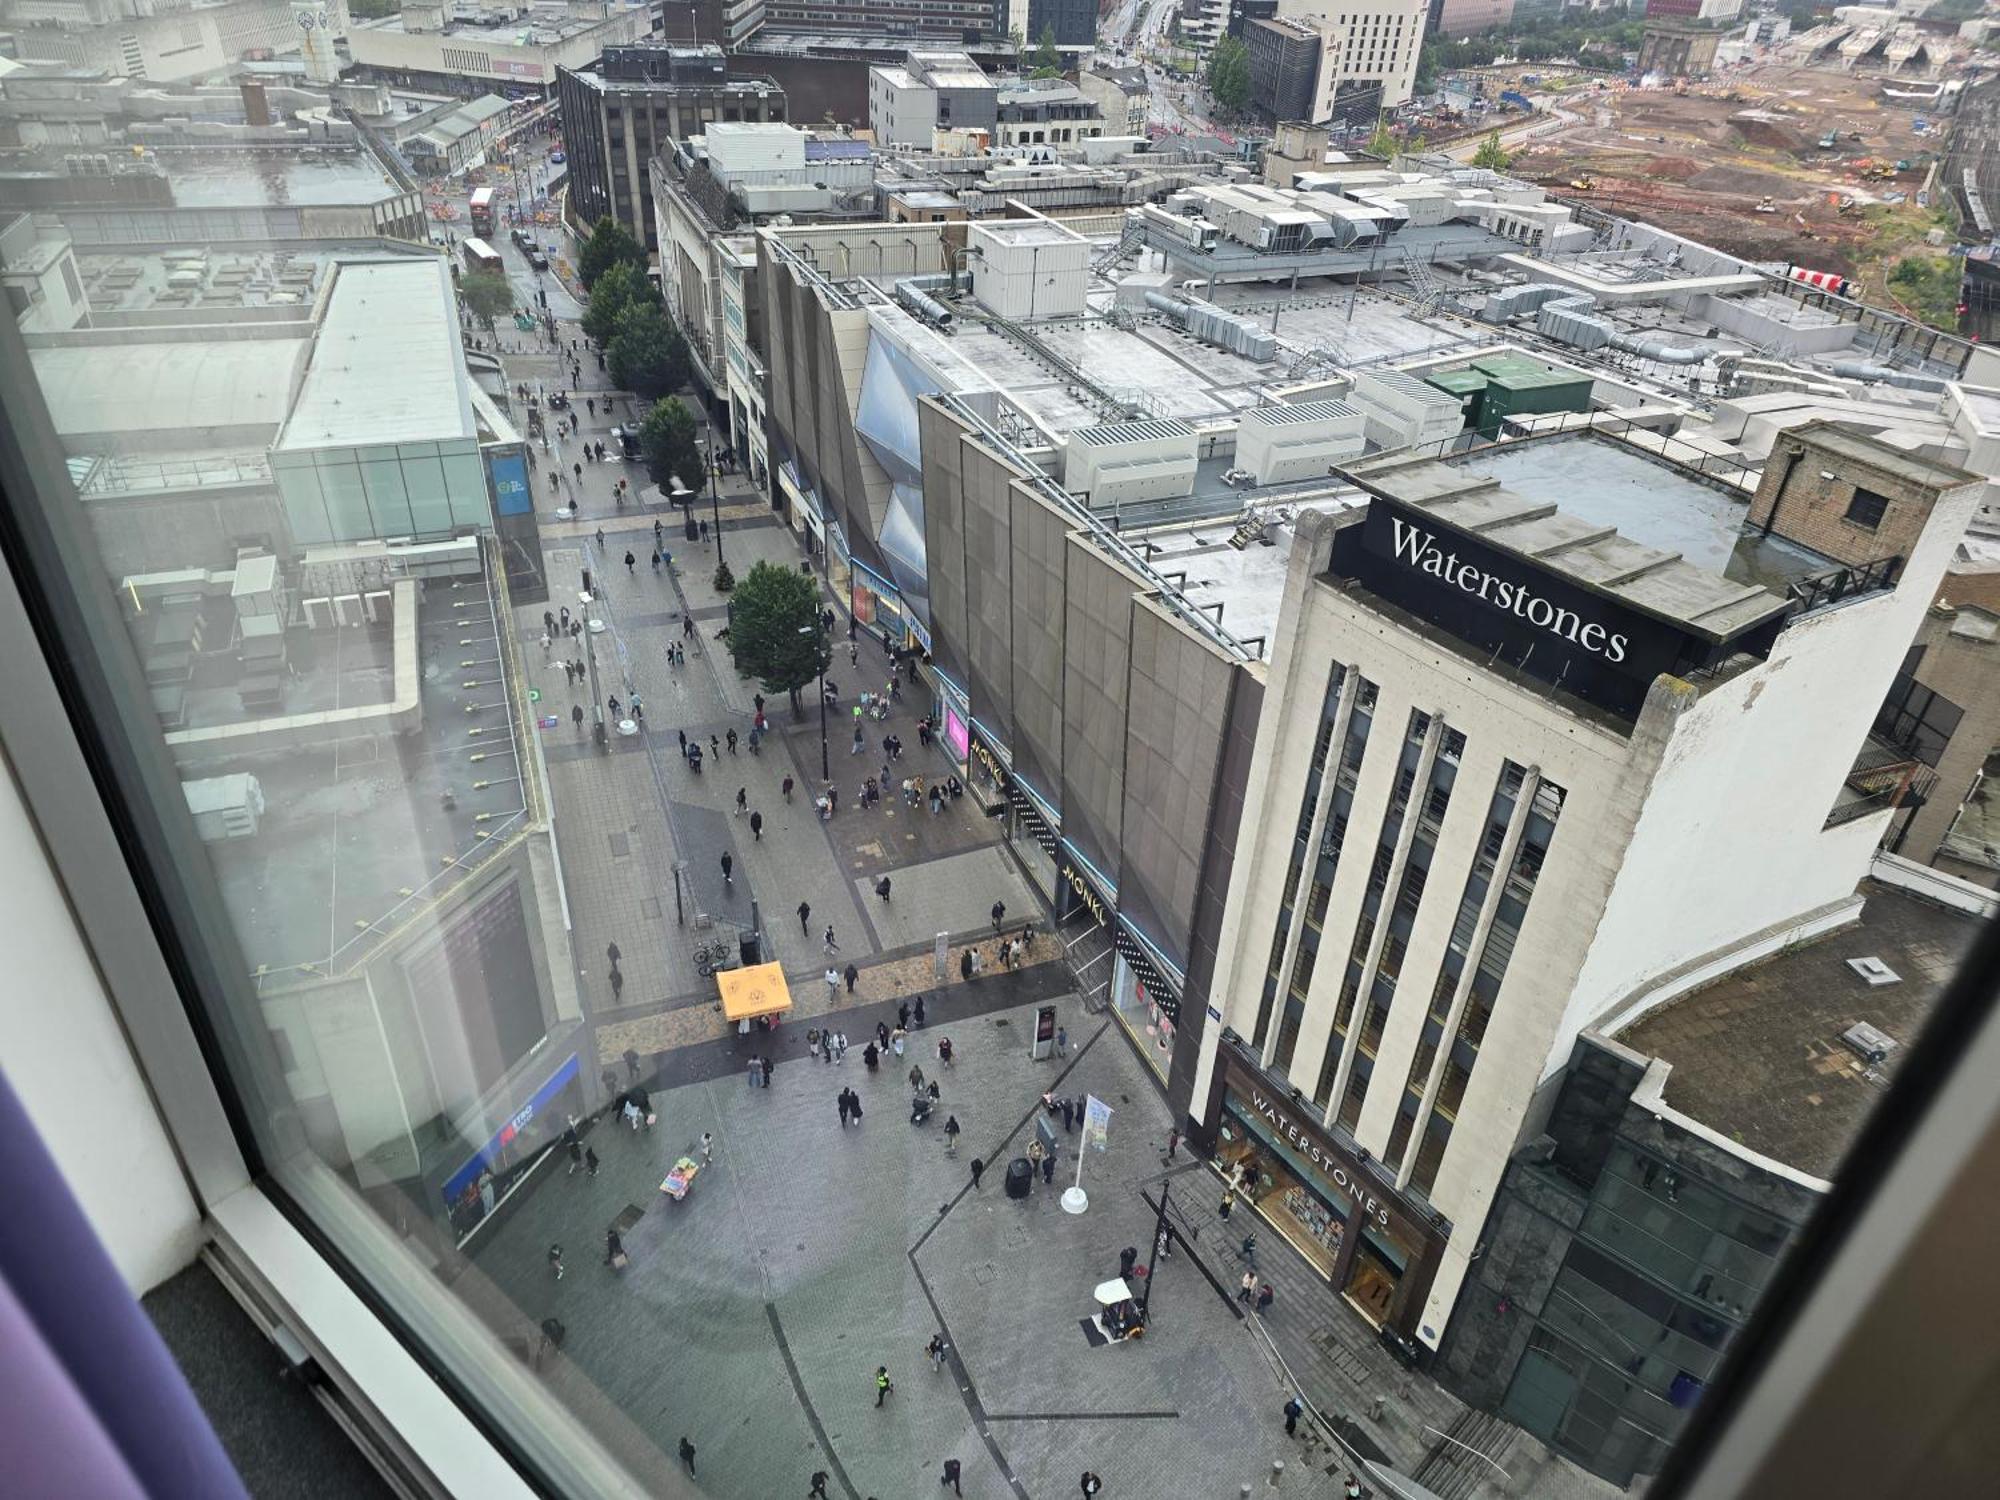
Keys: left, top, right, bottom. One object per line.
{"left": 1367, "top": 117, "right": 1396, "bottom": 158}
{"left": 1471, "top": 131, "right": 1512, "bottom": 171}
{"left": 725, "top": 561, "right": 828, "bottom": 709}
{"left": 1031, "top": 24, "right": 1060, "bottom": 77}
{"left": 582, "top": 260, "right": 658, "bottom": 345}
{"left": 1206, "top": 37, "right": 1249, "bottom": 115}
{"left": 458, "top": 271, "right": 513, "bottom": 332}
{"left": 607, "top": 301, "right": 691, "bottom": 401}
{"left": 638, "top": 396, "right": 702, "bottom": 495}
{"left": 577, "top": 215, "right": 645, "bottom": 291}
{"left": 1888, "top": 255, "right": 1961, "bottom": 333}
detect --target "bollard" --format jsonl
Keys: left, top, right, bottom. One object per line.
{"left": 1240, "top": 1487, "right": 1253, "bottom": 1498}
{"left": 1268, "top": 1458, "right": 1285, "bottom": 1488}
{"left": 1369, "top": 1394, "right": 1386, "bottom": 1421}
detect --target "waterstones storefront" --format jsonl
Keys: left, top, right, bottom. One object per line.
{"left": 1206, "top": 1043, "right": 1445, "bottom": 1339}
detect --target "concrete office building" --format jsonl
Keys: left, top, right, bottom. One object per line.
{"left": 557, "top": 43, "right": 785, "bottom": 255}
{"left": 1276, "top": 0, "right": 1428, "bottom": 109}
{"left": 346, "top": 1, "right": 649, "bottom": 96}
{"left": 1190, "top": 421, "right": 1984, "bottom": 1357}
{"left": 1246, "top": 15, "right": 1326, "bottom": 124}
{"left": 1428, "top": 0, "right": 1512, "bottom": 37}
{"left": 3, "top": 0, "right": 308, "bottom": 84}
{"left": 868, "top": 48, "right": 997, "bottom": 150}
{"left": 757, "top": 0, "right": 1003, "bottom": 36}
{"left": 1229, "top": 0, "right": 1281, "bottom": 38}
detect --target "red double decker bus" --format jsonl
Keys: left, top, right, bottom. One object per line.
{"left": 469, "top": 187, "right": 495, "bottom": 238}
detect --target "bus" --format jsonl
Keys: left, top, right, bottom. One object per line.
{"left": 461, "top": 238, "right": 502, "bottom": 278}
{"left": 469, "top": 186, "right": 494, "bottom": 237}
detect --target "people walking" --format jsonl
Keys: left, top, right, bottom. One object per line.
{"left": 548, "top": 1243, "right": 565, "bottom": 1280}
{"left": 1239, "top": 1270, "right": 1257, "bottom": 1303}
{"left": 913, "top": 995, "right": 926, "bottom": 1027}
{"left": 837, "top": 1090, "right": 851, "bottom": 1127}
{"left": 1165, "top": 1128, "right": 1180, "bottom": 1161}
{"left": 1220, "top": 1188, "right": 1236, "bottom": 1222}
{"left": 844, "top": 962, "right": 858, "bottom": 994}
{"left": 567, "top": 1136, "right": 583, "bottom": 1174}
{"left": 991, "top": 900, "right": 1006, "bottom": 931}
{"left": 1080, "top": 1473, "right": 1103, "bottom": 1497}
{"left": 943, "top": 1114, "right": 960, "bottom": 1156}
{"left": 959, "top": 949, "right": 973, "bottom": 983}
{"left": 584, "top": 1146, "right": 599, "bottom": 1178}
{"left": 875, "top": 875, "right": 892, "bottom": 903}
{"left": 609, "top": 967, "right": 624, "bottom": 1002}
{"left": 874, "top": 1365, "right": 894, "bottom": 1406}
{"left": 970, "top": 1156, "right": 984, "bottom": 1190}
{"left": 798, "top": 899, "right": 811, "bottom": 935}
{"left": 720, "top": 852, "right": 733, "bottom": 888}
{"left": 783, "top": 774, "right": 795, "bottom": 802}
{"left": 940, "top": 1457, "right": 963, "bottom": 1494}
{"left": 677, "top": 1437, "right": 696, "bottom": 1475}
{"left": 824, "top": 925, "right": 838, "bottom": 955}
{"left": 699, "top": 1131, "right": 715, "bottom": 1162}
{"left": 750, "top": 810, "right": 764, "bottom": 841}
{"left": 824, "top": 966, "right": 840, "bottom": 1000}
{"left": 1284, "top": 1394, "right": 1304, "bottom": 1436}
{"left": 1056, "top": 1025, "right": 1069, "bottom": 1057}
{"left": 809, "top": 1472, "right": 830, "bottom": 1499}
{"left": 736, "top": 786, "right": 748, "bottom": 816}
{"left": 1256, "top": 1283, "right": 1275, "bottom": 1314}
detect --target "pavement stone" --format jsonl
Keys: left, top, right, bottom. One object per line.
{"left": 469, "top": 993, "right": 1313, "bottom": 1500}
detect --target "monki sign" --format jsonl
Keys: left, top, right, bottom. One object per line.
{"left": 1386, "top": 516, "right": 1632, "bottom": 664}
{"left": 1249, "top": 1089, "right": 1395, "bottom": 1232}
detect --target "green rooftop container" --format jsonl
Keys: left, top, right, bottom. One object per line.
{"left": 1468, "top": 355, "right": 1593, "bottom": 437}
{"left": 1423, "top": 368, "right": 1489, "bottom": 431}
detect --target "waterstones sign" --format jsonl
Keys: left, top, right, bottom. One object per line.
{"left": 1246, "top": 1088, "right": 1399, "bottom": 1233}
{"left": 1343, "top": 497, "right": 1691, "bottom": 720}
{"left": 1385, "top": 515, "right": 1631, "bottom": 663}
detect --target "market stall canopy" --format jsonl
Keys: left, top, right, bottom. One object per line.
{"left": 718, "top": 961, "right": 793, "bottom": 1021}
{"left": 1093, "top": 1278, "right": 1134, "bottom": 1306}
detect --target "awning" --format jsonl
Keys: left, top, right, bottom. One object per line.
{"left": 1093, "top": 1278, "right": 1134, "bottom": 1306}
{"left": 717, "top": 961, "right": 793, "bottom": 1021}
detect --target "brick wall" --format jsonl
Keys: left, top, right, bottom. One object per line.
{"left": 1745, "top": 434, "right": 1937, "bottom": 568}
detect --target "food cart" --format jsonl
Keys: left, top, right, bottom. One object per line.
{"left": 659, "top": 1156, "right": 702, "bottom": 1202}
{"left": 717, "top": 960, "right": 794, "bottom": 1037}
{"left": 1083, "top": 1278, "right": 1147, "bottom": 1346}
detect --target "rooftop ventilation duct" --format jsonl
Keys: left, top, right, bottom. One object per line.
{"left": 894, "top": 272, "right": 958, "bottom": 331}
{"left": 1825, "top": 360, "right": 1949, "bottom": 393}
{"left": 1144, "top": 290, "right": 1277, "bottom": 364}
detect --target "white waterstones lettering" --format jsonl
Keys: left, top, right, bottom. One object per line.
{"left": 1388, "top": 518, "right": 1628, "bottom": 664}
{"left": 1249, "top": 1091, "right": 1393, "bottom": 1230}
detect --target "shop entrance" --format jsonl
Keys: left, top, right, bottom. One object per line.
{"left": 1344, "top": 1228, "right": 1408, "bottom": 1328}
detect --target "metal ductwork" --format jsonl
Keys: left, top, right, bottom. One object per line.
{"left": 895, "top": 273, "right": 957, "bottom": 331}
{"left": 1144, "top": 291, "right": 1277, "bottom": 363}
{"left": 1609, "top": 333, "right": 1705, "bottom": 366}
{"left": 1481, "top": 282, "right": 1585, "bottom": 324}
{"left": 1825, "top": 360, "right": 1950, "bottom": 393}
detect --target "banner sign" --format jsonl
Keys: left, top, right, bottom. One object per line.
{"left": 1083, "top": 1094, "right": 1113, "bottom": 1151}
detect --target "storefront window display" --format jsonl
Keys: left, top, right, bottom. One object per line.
{"left": 944, "top": 706, "right": 970, "bottom": 764}
{"left": 1214, "top": 1100, "right": 1352, "bottom": 1278}
{"left": 1111, "top": 956, "right": 1175, "bottom": 1081}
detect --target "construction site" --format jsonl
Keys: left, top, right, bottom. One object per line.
{"left": 1507, "top": 61, "right": 1961, "bottom": 307}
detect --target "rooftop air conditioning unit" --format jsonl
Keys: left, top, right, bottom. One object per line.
{"left": 1840, "top": 1021, "right": 1898, "bottom": 1065}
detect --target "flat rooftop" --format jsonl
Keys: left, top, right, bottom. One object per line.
{"left": 1450, "top": 437, "right": 1831, "bottom": 598}
{"left": 149, "top": 146, "right": 402, "bottom": 209}
{"left": 76, "top": 245, "right": 334, "bottom": 314}
{"left": 1355, "top": 434, "right": 1818, "bottom": 640}
{"left": 1615, "top": 881, "right": 1983, "bottom": 1180}
{"left": 178, "top": 570, "right": 528, "bottom": 978}
{"left": 31, "top": 337, "right": 306, "bottom": 439}
{"left": 276, "top": 258, "right": 473, "bottom": 452}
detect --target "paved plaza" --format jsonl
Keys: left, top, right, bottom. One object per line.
{"left": 467, "top": 993, "right": 1326, "bottom": 1499}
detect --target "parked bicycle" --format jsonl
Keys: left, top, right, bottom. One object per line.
{"left": 692, "top": 939, "right": 735, "bottom": 977}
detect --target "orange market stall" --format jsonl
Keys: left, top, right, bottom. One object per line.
{"left": 718, "top": 960, "right": 793, "bottom": 1036}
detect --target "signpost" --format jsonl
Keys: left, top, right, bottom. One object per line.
{"left": 1031, "top": 1003, "right": 1057, "bottom": 1060}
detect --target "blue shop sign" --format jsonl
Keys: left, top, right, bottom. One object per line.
{"left": 443, "top": 1052, "right": 580, "bottom": 1202}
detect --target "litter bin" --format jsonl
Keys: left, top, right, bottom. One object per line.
{"left": 1004, "top": 1157, "right": 1034, "bottom": 1200}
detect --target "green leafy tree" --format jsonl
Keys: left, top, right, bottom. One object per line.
{"left": 581, "top": 260, "right": 658, "bottom": 344}
{"left": 607, "top": 301, "right": 691, "bottom": 401}
{"left": 1471, "top": 130, "right": 1512, "bottom": 171}
{"left": 458, "top": 271, "right": 513, "bottom": 332}
{"left": 1888, "top": 255, "right": 1962, "bottom": 333}
{"left": 1031, "top": 24, "right": 1060, "bottom": 76}
{"left": 637, "top": 396, "right": 702, "bottom": 494}
{"left": 577, "top": 215, "right": 645, "bottom": 291}
{"left": 1206, "top": 36, "right": 1250, "bottom": 115}
{"left": 1367, "top": 117, "right": 1396, "bottom": 158}
{"left": 724, "top": 560, "right": 827, "bottom": 709}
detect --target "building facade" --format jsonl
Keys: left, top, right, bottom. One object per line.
{"left": 558, "top": 43, "right": 785, "bottom": 255}
{"left": 868, "top": 48, "right": 998, "bottom": 150}
{"left": 346, "top": 5, "right": 650, "bottom": 96}
{"left": 994, "top": 76, "right": 1103, "bottom": 147}
{"left": 1027, "top": 0, "right": 1096, "bottom": 46}
{"left": 1189, "top": 424, "right": 1984, "bottom": 1354}
{"left": 1427, "top": 0, "right": 1512, "bottom": 37}
{"left": 1246, "top": 16, "right": 1325, "bottom": 124}
{"left": 1277, "top": 0, "right": 1428, "bottom": 109}
{"left": 760, "top": 0, "right": 1004, "bottom": 36}
{"left": 1077, "top": 63, "right": 1149, "bottom": 137}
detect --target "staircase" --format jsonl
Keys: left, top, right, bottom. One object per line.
{"left": 1409, "top": 1408, "right": 1517, "bottom": 1500}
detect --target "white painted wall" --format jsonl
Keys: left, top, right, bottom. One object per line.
{"left": 0, "top": 759, "right": 201, "bottom": 1293}
{"left": 1554, "top": 471, "right": 1988, "bottom": 1077}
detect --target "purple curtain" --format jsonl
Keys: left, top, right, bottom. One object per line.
{"left": 0, "top": 1068, "right": 248, "bottom": 1499}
